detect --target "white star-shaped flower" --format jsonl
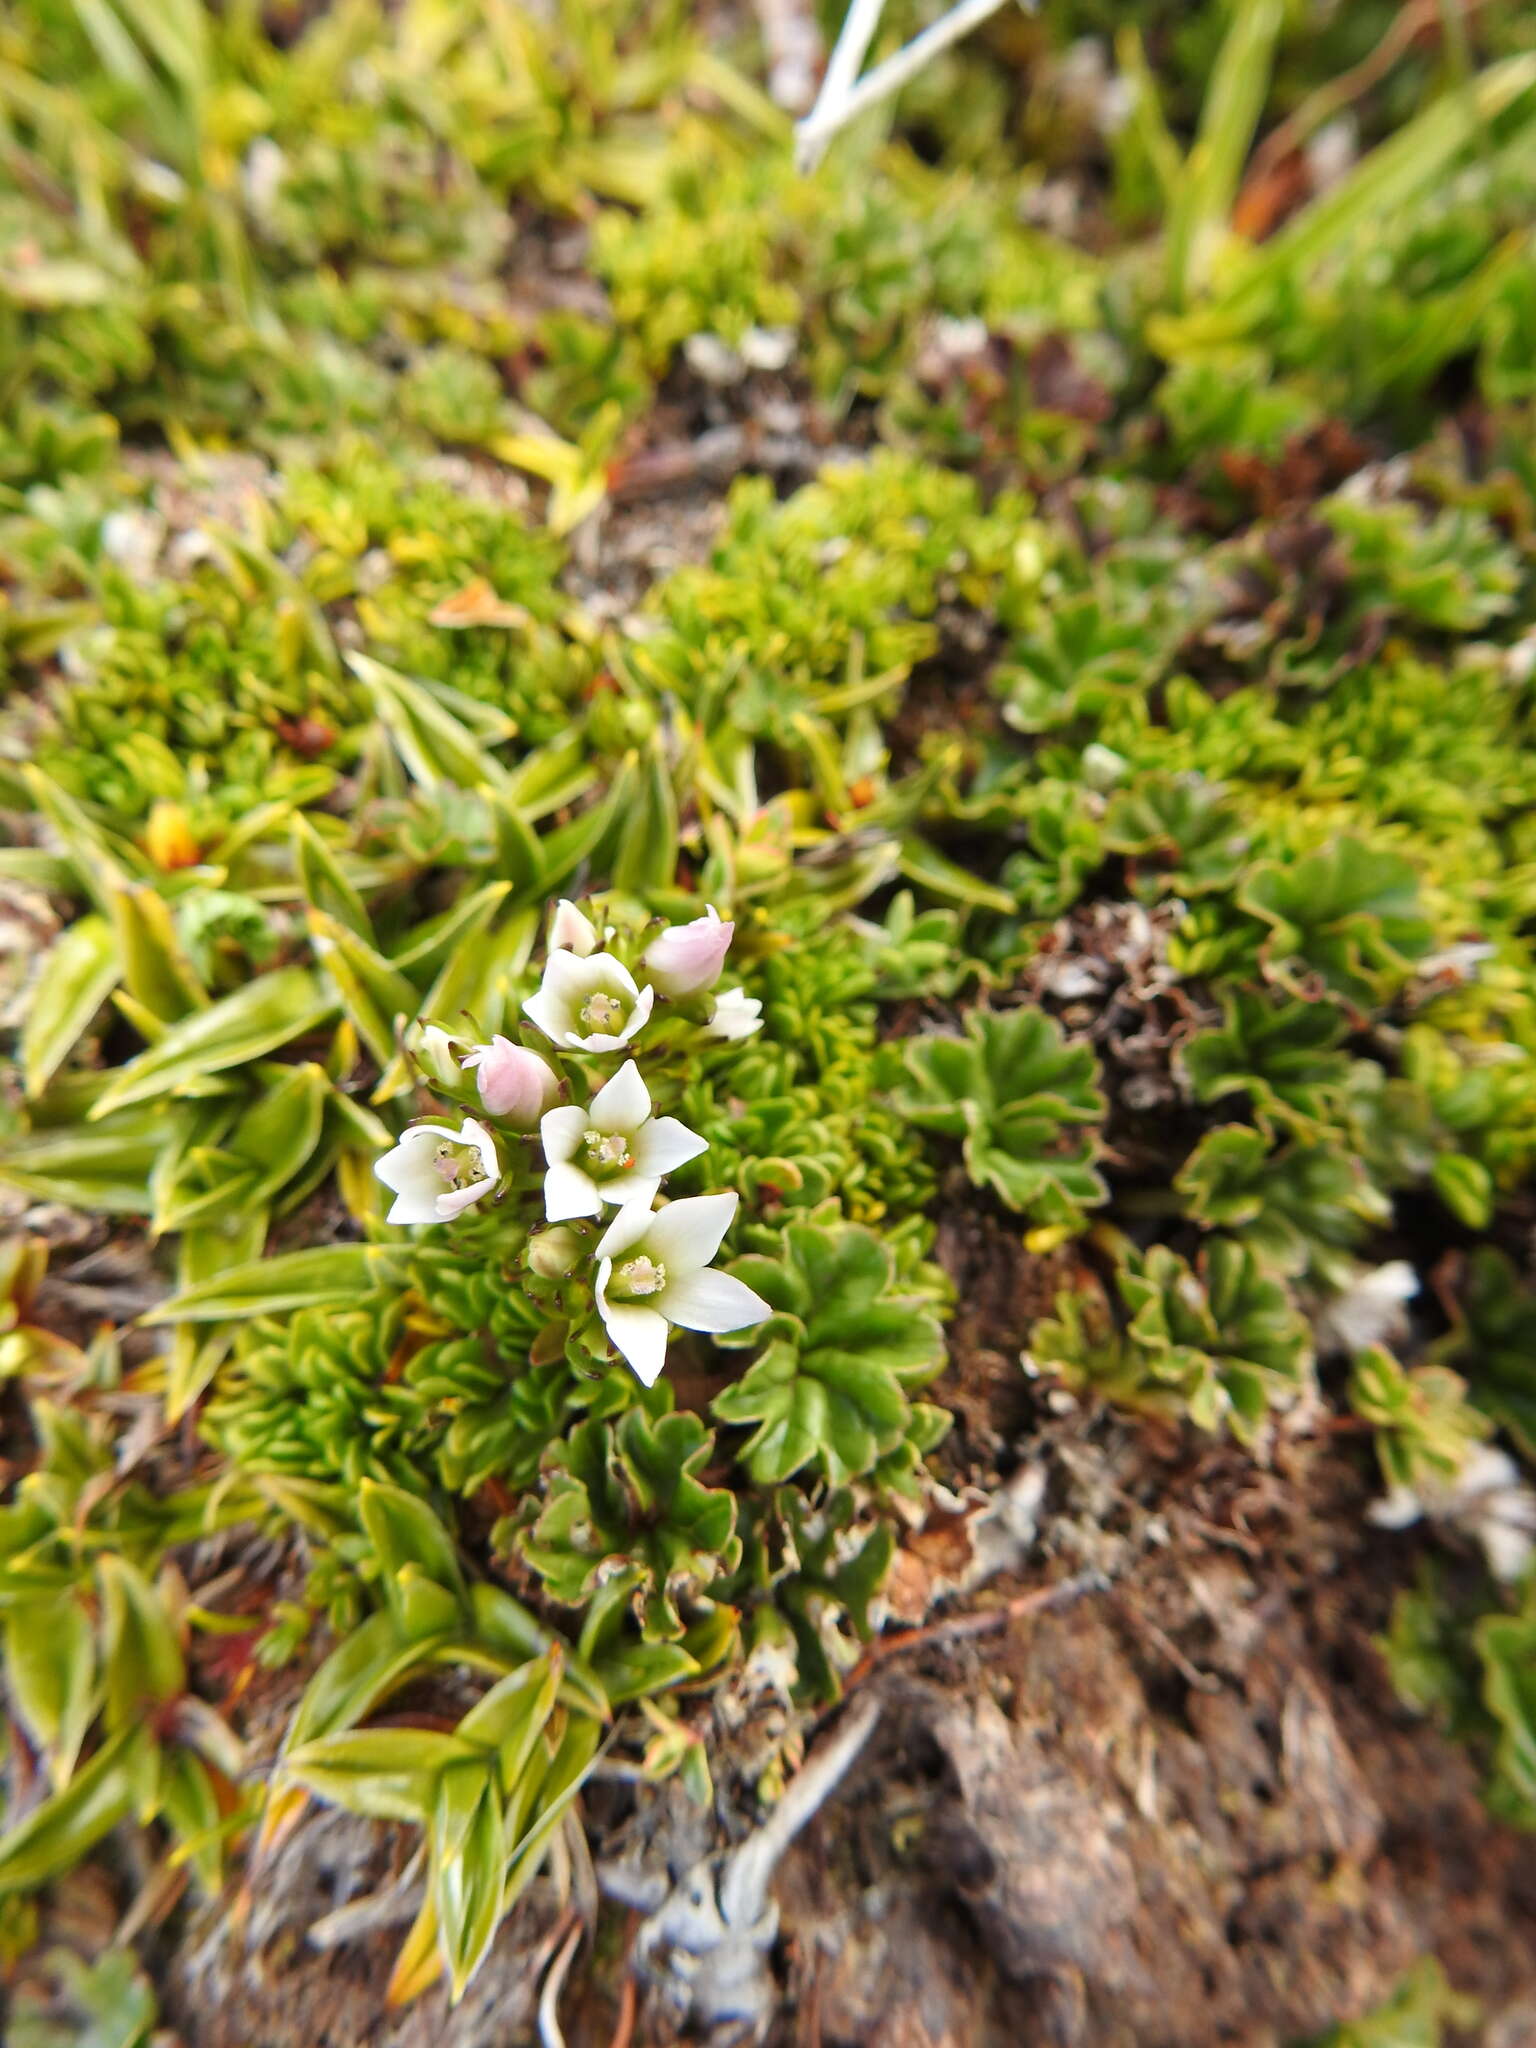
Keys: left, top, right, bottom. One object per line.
{"left": 523, "top": 951, "right": 656, "bottom": 1053}
{"left": 540, "top": 1059, "right": 707, "bottom": 1220}
{"left": 594, "top": 1193, "right": 770, "bottom": 1387}
{"left": 374, "top": 1118, "right": 500, "bottom": 1226}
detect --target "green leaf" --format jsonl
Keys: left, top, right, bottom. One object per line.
{"left": 1189, "top": 54, "right": 1536, "bottom": 337}
{"left": 108, "top": 882, "right": 206, "bottom": 1025}
{"left": 611, "top": 742, "right": 680, "bottom": 892}
{"left": 1182, "top": 989, "right": 1350, "bottom": 1134}
{"left": 155, "top": 1244, "right": 406, "bottom": 1323}
{"left": 1240, "top": 837, "right": 1432, "bottom": 1011}
{"left": 4, "top": 1598, "right": 96, "bottom": 1784}
{"left": 22, "top": 917, "right": 121, "bottom": 1098}
{"left": 282, "top": 1611, "right": 446, "bottom": 1755}
{"left": 291, "top": 813, "right": 373, "bottom": 940}
{"left": 283, "top": 1727, "right": 480, "bottom": 1822}
{"left": 519, "top": 1410, "right": 740, "bottom": 1639}
{"left": 897, "top": 835, "right": 1015, "bottom": 914}
{"left": 90, "top": 968, "right": 338, "bottom": 1118}
{"left": 712, "top": 1221, "right": 945, "bottom": 1485}
{"left": 0, "top": 1726, "right": 148, "bottom": 1897}
{"left": 98, "top": 1556, "right": 186, "bottom": 1731}
{"left": 308, "top": 911, "right": 420, "bottom": 1068}
{"left": 0, "top": 1115, "right": 163, "bottom": 1214}
{"left": 358, "top": 1479, "right": 466, "bottom": 1602}
{"left": 431, "top": 1758, "right": 506, "bottom": 2001}
{"left": 1432, "top": 1152, "right": 1494, "bottom": 1230}
{"left": 1477, "top": 1611, "right": 1536, "bottom": 1818}
{"left": 347, "top": 652, "right": 511, "bottom": 791}
{"left": 1164, "top": 0, "right": 1283, "bottom": 304}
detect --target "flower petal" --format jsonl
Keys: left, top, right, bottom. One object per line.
{"left": 374, "top": 1125, "right": 461, "bottom": 1193}
{"left": 549, "top": 899, "right": 597, "bottom": 956}
{"left": 599, "top": 1170, "right": 662, "bottom": 1211}
{"left": 458, "top": 1119, "right": 500, "bottom": 1182}
{"left": 631, "top": 1116, "right": 709, "bottom": 1177}
{"left": 544, "top": 1159, "right": 602, "bottom": 1221}
{"left": 642, "top": 1192, "right": 737, "bottom": 1273}
{"left": 386, "top": 1189, "right": 441, "bottom": 1226}
{"left": 595, "top": 1202, "right": 659, "bottom": 1261}
{"left": 597, "top": 1298, "right": 671, "bottom": 1387}
{"left": 660, "top": 1267, "right": 771, "bottom": 1335}
{"left": 589, "top": 953, "right": 642, "bottom": 1003}
{"left": 1368, "top": 1486, "right": 1425, "bottom": 1531}
{"left": 436, "top": 1177, "right": 493, "bottom": 1220}
{"left": 539, "top": 1105, "right": 588, "bottom": 1164}
{"left": 522, "top": 987, "right": 567, "bottom": 1043}
{"left": 590, "top": 1059, "right": 650, "bottom": 1132}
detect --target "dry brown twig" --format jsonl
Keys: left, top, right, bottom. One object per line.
{"left": 1243, "top": 0, "right": 1493, "bottom": 198}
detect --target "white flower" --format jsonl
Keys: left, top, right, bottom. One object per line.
{"left": 375, "top": 1118, "right": 499, "bottom": 1226}
{"left": 1315, "top": 1261, "right": 1418, "bottom": 1356}
{"left": 643, "top": 905, "right": 735, "bottom": 999}
{"left": 461, "top": 1035, "right": 561, "bottom": 1127}
{"left": 1370, "top": 1444, "right": 1536, "bottom": 1583}
{"left": 540, "top": 1060, "right": 706, "bottom": 1221}
{"left": 594, "top": 1193, "right": 770, "bottom": 1388}
{"left": 706, "top": 987, "right": 763, "bottom": 1041}
{"left": 548, "top": 898, "right": 597, "bottom": 957}
{"left": 523, "top": 951, "right": 656, "bottom": 1053}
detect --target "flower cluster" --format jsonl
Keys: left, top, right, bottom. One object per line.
{"left": 374, "top": 897, "right": 768, "bottom": 1385}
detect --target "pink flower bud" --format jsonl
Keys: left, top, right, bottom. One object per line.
{"left": 461, "top": 1036, "right": 561, "bottom": 1127}
{"left": 643, "top": 905, "right": 734, "bottom": 998}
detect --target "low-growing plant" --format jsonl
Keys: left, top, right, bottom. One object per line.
{"left": 891, "top": 1006, "right": 1107, "bottom": 1228}
{"left": 1030, "top": 1235, "right": 1313, "bottom": 1442}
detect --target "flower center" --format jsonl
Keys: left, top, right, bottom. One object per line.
{"left": 580, "top": 992, "right": 627, "bottom": 1033}
{"left": 616, "top": 1255, "right": 667, "bottom": 1298}
{"left": 431, "top": 1142, "right": 479, "bottom": 1190}
{"left": 583, "top": 1128, "right": 634, "bottom": 1176}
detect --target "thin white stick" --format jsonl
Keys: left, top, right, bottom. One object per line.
{"left": 802, "top": 0, "right": 887, "bottom": 141}
{"left": 795, "top": 0, "right": 1033, "bottom": 168}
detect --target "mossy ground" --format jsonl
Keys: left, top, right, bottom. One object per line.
{"left": 6, "top": 0, "right": 1536, "bottom": 2041}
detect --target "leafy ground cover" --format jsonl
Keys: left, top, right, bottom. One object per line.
{"left": 5, "top": 0, "right": 1536, "bottom": 2040}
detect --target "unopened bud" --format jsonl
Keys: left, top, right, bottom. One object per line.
{"left": 462, "top": 1036, "right": 561, "bottom": 1127}
{"left": 145, "top": 801, "right": 200, "bottom": 871}
{"left": 527, "top": 1226, "right": 583, "bottom": 1279}
{"left": 644, "top": 905, "right": 734, "bottom": 998}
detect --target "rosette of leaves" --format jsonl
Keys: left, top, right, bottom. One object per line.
{"left": 892, "top": 1006, "right": 1107, "bottom": 1226}
{"left": 1348, "top": 1346, "right": 1492, "bottom": 1497}
{"left": 1103, "top": 771, "right": 1250, "bottom": 898}
{"left": 1432, "top": 1248, "right": 1536, "bottom": 1457}
{"left": 1399, "top": 1026, "right": 1536, "bottom": 1230}
{"left": 207, "top": 1300, "right": 433, "bottom": 1493}
{"left": 852, "top": 893, "right": 964, "bottom": 1000}
{"left": 1323, "top": 497, "right": 1520, "bottom": 634}
{"left": 675, "top": 1080, "right": 935, "bottom": 1235}
{"left": 729, "top": 1487, "right": 896, "bottom": 1705}
{"left": 518, "top": 1403, "right": 741, "bottom": 1640}
{"left": 1000, "top": 780, "right": 1104, "bottom": 918}
{"left": 710, "top": 1220, "right": 948, "bottom": 1486}
{"left": 1181, "top": 988, "right": 1352, "bottom": 1135}
{"left": 1031, "top": 1237, "right": 1312, "bottom": 1442}
{"left": 1239, "top": 836, "right": 1433, "bottom": 1011}
{"left": 1175, "top": 1125, "right": 1388, "bottom": 1285}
